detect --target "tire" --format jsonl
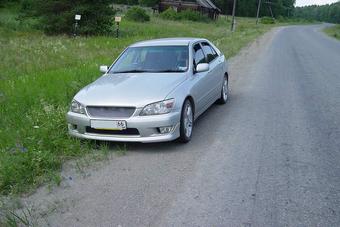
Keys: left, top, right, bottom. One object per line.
{"left": 218, "top": 75, "right": 228, "bottom": 104}
{"left": 179, "top": 99, "right": 194, "bottom": 143}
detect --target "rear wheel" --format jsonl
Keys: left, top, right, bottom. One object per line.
{"left": 218, "top": 75, "right": 228, "bottom": 104}
{"left": 179, "top": 99, "right": 194, "bottom": 143}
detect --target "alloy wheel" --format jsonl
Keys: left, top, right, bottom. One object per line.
{"left": 183, "top": 103, "right": 193, "bottom": 138}
{"left": 222, "top": 77, "right": 228, "bottom": 101}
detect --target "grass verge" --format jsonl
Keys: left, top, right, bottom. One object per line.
{"left": 0, "top": 8, "right": 297, "bottom": 197}
{"left": 324, "top": 24, "right": 340, "bottom": 40}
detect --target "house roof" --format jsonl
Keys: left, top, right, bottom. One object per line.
{"left": 161, "top": 0, "right": 221, "bottom": 12}
{"left": 197, "top": 0, "right": 221, "bottom": 12}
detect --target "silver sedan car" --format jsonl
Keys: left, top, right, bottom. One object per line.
{"left": 67, "top": 38, "right": 229, "bottom": 143}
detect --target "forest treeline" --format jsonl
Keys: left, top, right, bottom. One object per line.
{"left": 294, "top": 1, "right": 340, "bottom": 24}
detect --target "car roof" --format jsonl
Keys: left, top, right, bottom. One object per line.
{"left": 130, "top": 38, "right": 206, "bottom": 47}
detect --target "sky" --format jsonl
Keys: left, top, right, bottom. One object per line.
{"left": 295, "top": 0, "right": 339, "bottom": 7}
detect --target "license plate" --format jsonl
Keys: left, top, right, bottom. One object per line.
{"left": 90, "top": 120, "right": 127, "bottom": 130}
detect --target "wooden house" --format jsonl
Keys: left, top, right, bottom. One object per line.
{"left": 156, "top": 0, "right": 221, "bottom": 20}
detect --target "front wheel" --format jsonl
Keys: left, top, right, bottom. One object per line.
{"left": 218, "top": 75, "right": 228, "bottom": 104}
{"left": 179, "top": 99, "right": 194, "bottom": 143}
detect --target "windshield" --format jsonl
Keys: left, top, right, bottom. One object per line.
{"left": 109, "top": 46, "right": 189, "bottom": 73}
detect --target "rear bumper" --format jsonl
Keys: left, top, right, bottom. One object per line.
{"left": 66, "top": 111, "right": 181, "bottom": 143}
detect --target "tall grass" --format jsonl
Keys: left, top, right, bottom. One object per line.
{"left": 324, "top": 24, "right": 340, "bottom": 40}
{"left": 0, "top": 9, "right": 275, "bottom": 195}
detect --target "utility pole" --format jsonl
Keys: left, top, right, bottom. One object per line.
{"left": 256, "top": 0, "right": 262, "bottom": 25}
{"left": 231, "top": 0, "right": 237, "bottom": 32}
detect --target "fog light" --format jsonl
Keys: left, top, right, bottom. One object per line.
{"left": 69, "top": 124, "right": 77, "bottom": 130}
{"left": 159, "top": 126, "right": 173, "bottom": 134}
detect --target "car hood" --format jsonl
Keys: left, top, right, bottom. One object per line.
{"left": 74, "top": 73, "right": 187, "bottom": 107}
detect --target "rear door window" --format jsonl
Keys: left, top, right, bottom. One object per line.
{"left": 202, "top": 42, "right": 218, "bottom": 63}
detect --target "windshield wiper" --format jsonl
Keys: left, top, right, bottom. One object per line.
{"left": 112, "top": 69, "right": 151, "bottom": 73}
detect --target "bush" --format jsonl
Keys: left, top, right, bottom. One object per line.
{"left": 21, "top": 0, "right": 115, "bottom": 35}
{"left": 160, "top": 8, "right": 209, "bottom": 22}
{"left": 160, "top": 8, "right": 179, "bottom": 20}
{"left": 20, "top": 0, "right": 37, "bottom": 16}
{"left": 125, "top": 6, "right": 150, "bottom": 22}
{"left": 180, "top": 9, "right": 207, "bottom": 22}
{"left": 260, "top": 16, "right": 275, "bottom": 24}
{"left": 276, "top": 15, "right": 285, "bottom": 22}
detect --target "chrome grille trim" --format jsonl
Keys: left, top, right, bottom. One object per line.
{"left": 86, "top": 106, "right": 136, "bottom": 118}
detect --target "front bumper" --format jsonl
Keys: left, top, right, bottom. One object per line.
{"left": 66, "top": 111, "right": 181, "bottom": 143}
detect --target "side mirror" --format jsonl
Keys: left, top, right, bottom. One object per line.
{"left": 195, "top": 63, "right": 209, "bottom": 73}
{"left": 99, "top": 65, "right": 108, "bottom": 73}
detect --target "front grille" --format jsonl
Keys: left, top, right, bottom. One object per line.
{"left": 86, "top": 127, "right": 140, "bottom": 136}
{"left": 86, "top": 106, "right": 135, "bottom": 118}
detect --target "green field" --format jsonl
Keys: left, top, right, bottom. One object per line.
{"left": 324, "top": 24, "right": 340, "bottom": 40}
{"left": 0, "top": 5, "right": 287, "bottom": 196}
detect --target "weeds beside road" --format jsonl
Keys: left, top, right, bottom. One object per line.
{"left": 324, "top": 24, "right": 340, "bottom": 40}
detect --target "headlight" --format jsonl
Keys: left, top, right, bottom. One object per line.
{"left": 70, "top": 100, "right": 86, "bottom": 114}
{"left": 140, "top": 99, "right": 175, "bottom": 116}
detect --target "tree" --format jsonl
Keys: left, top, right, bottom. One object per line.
{"left": 138, "top": 0, "right": 159, "bottom": 7}
{"left": 293, "top": 2, "right": 340, "bottom": 24}
{"left": 213, "top": 0, "right": 229, "bottom": 15}
{"left": 212, "top": 0, "right": 295, "bottom": 18}
{"left": 25, "top": 0, "right": 115, "bottom": 35}
{"left": 113, "top": 0, "right": 139, "bottom": 5}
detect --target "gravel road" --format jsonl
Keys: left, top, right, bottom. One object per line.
{"left": 21, "top": 24, "right": 340, "bottom": 227}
